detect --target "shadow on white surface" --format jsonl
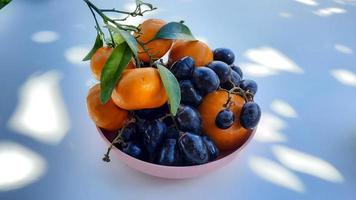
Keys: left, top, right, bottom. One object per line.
{"left": 254, "top": 113, "right": 287, "bottom": 143}
{"left": 313, "top": 7, "right": 346, "bottom": 17}
{"left": 294, "top": 0, "right": 319, "bottom": 6}
{"left": 334, "top": 0, "right": 356, "bottom": 6}
{"left": 330, "top": 69, "right": 356, "bottom": 87}
{"left": 334, "top": 44, "right": 353, "bottom": 54}
{"left": 7, "top": 70, "right": 70, "bottom": 145}
{"left": 241, "top": 47, "right": 303, "bottom": 77}
{"left": 249, "top": 156, "right": 305, "bottom": 193}
{"left": 31, "top": 31, "right": 59, "bottom": 43}
{"left": 0, "top": 141, "right": 47, "bottom": 191}
{"left": 279, "top": 12, "right": 292, "bottom": 18}
{"left": 271, "top": 100, "right": 298, "bottom": 118}
{"left": 65, "top": 46, "right": 90, "bottom": 65}
{"left": 272, "top": 145, "right": 344, "bottom": 183}
{"left": 239, "top": 63, "right": 279, "bottom": 77}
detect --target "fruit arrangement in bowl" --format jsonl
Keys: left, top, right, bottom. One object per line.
{"left": 83, "top": 0, "right": 261, "bottom": 178}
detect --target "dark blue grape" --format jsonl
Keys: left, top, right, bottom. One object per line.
{"left": 120, "top": 122, "right": 138, "bottom": 142}
{"left": 220, "top": 70, "right": 242, "bottom": 90}
{"left": 231, "top": 64, "right": 243, "bottom": 78}
{"left": 175, "top": 106, "right": 202, "bottom": 135}
{"left": 202, "top": 136, "right": 219, "bottom": 161}
{"left": 213, "top": 48, "right": 235, "bottom": 65}
{"left": 192, "top": 67, "right": 220, "bottom": 95}
{"left": 239, "top": 79, "right": 258, "bottom": 95}
{"left": 215, "top": 109, "right": 235, "bottom": 129}
{"left": 157, "top": 139, "right": 180, "bottom": 166}
{"left": 122, "top": 142, "right": 145, "bottom": 160}
{"left": 178, "top": 132, "right": 209, "bottom": 165}
{"left": 207, "top": 61, "right": 232, "bottom": 83}
{"left": 180, "top": 80, "right": 202, "bottom": 107}
{"left": 142, "top": 120, "right": 167, "bottom": 161}
{"left": 170, "top": 56, "right": 195, "bottom": 81}
{"left": 240, "top": 102, "right": 261, "bottom": 129}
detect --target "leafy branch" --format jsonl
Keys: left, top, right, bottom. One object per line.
{"left": 83, "top": 0, "right": 195, "bottom": 115}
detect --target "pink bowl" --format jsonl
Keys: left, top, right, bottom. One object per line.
{"left": 98, "top": 127, "right": 255, "bottom": 179}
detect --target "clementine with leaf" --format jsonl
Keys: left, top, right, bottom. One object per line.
{"left": 135, "top": 19, "right": 173, "bottom": 62}
{"left": 111, "top": 67, "right": 168, "bottom": 110}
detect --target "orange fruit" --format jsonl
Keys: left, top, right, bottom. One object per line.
{"left": 86, "top": 84, "right": 129, "bottom": 131}
{"left": 111, "top": 67, "right": 168, "bottom": 110}
{"left": 90, "top": 47, "right": 113, "bottom": 80}
{"left": 168, "top": 40, "right": 213, "bottom": 67}
{"left": 90, "top": 47, "right": 136, "bottom": 80}
{"left": 198, "top": 90, "right": 250, "bottom": 151}
{"left": 135, "top": 19, "right": 173, "bottom": 62}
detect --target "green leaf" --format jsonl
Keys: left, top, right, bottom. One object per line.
{"left": 105, "top": 32, "right": 124, "bottom": 46}
{"left": 100, "top": 42, "right": 132, "bottom": 104}
{"left": 153, "top": 22, "right": 196, "bottom": 41}
{"left": 107, "top": 24, "right": 138, "bottom": 58}
{"left": 0, "top": 0, "right": 11, "bottom": 10}
{"left": 157, "top": 64, "right": 181, "bottom": 116}
{"left": 82, "top": 34, "right": 103, "bottom": 61}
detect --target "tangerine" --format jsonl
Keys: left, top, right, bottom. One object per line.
{"left": 168, "top": 40, "right": 213, "bottom": 67}
{"left": 111, "top": 67, "right": 168, "bottom": 110}
{"left": 198, "top": 90, "right": 250, "bottom": 151}
{"left": 135, "top": 19, "right": 173, "bottom": 62}
{"left": 86, "top": 84, "right": 129, "bottom": 131}
{"left": 90, "top": 47, "right": 136, "bottom": 80}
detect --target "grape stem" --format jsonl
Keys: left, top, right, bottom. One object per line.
{"left": 220, "top": 81, "right": 254, "bottom": 109}
{"left": 102, "top": 116, "right": 136, "bottom": 162}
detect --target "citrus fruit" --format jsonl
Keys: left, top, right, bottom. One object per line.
{"left": 90, "top": 47, "right": 136, "bottom": 80}
{"left": 86, "top": 84, "right": 128, "bottom": 131}
{"left": 111, "top": 67, "right": 168, "bottom": 110}
{"left": 90, "top": 47, "right": 113, "bottom": 80}
{"left": 168, "top": 40, "right": 213, "bottom": 67}
{"left": 198, "top": 90, "right": 249, "bottom": 151}
{"left": 135, "top": 19, "right": 173, "bottom": 62}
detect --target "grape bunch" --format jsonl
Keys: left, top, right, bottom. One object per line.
{"left": 109, "top": 48, "right": 260, "bottom": 166}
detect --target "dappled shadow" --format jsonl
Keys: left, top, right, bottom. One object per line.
{"left": 334, "top": 44, "right": 353, "bottom": 54}
{"left": 313, "top": 7, "right": 346, "bottom": 17}
{"left": 250, "top": 98, "right": 344, "bottom": 192}
{"left": 249, "top": 156, "right": 305, "bottom": 193}
{"left": 31, "top": 31, "right": 59, "bottom": 43}
{"left": 294, "top": 0, "right": 319, "bottom": 6}
{"left": 65, "top": 46, "right": 90, "bottom": 65}
{"left": 254, "top": 112, "right": 288, "bottom": 143}
{"left": 240, "top": 47, "right": 304, "bottom": 78}
{"left": 270, "top": 100, "right": 298, "bottom": 118}
{"left": 330, "top": 69, "right": 356, "bottom": 87}
{"left": 7, "top": 70, "right": 71, "bottom": 145}
{"left": 0, "top": 141, "right": 47, "bottom": 191}
{"left": 272, "top": 145, "right": 344, "bottom": 183}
